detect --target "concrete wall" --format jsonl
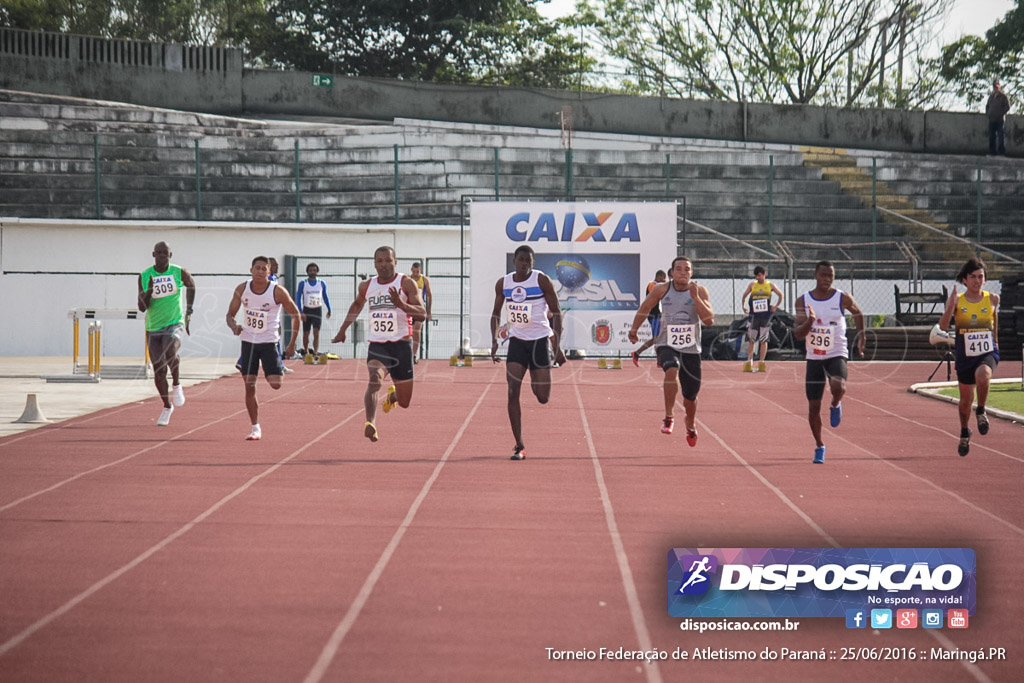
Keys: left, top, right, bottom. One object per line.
{"left": 1, "top": 27, "right": 1019, "bottom": 154}
{"left": 0, "top": 218, "right": 459, "bottom": 358}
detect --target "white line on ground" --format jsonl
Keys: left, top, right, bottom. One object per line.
{"left": 575, "top": 383, "right": 663, "bottom": 683}
{"left": 0, "top": 406, "right": 365, "bottom": 659}
{"left": 303, "top": 383, "right": 492, "bottom": 683}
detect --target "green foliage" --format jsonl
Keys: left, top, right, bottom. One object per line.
{"left": 584, "top": 0, "right": 949, "bottom": 107}
{"left": 937, "top": 1, "right": 1024, "bottom": 106}
{"left": 242, "top": 0, "right": 589, "bottom": 88}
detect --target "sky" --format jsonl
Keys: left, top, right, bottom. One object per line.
{"left": 537, "top": 0, "right": 1017, "bottom": 47}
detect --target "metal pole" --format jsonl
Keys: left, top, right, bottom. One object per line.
{"left": 294, "top": 140, "right": 301, "bottom": 222}
{"left": 459, "top": 197, "right": 466, "bottom": 358}
{"left": 94, "top": 135, "right": 101, "bottom": 219}
{"left": 394, "top": 144, "right": 400, "bottom": 221}
{"left": 664, "top": 153, "right": 671, "bottom": 199}
{"left": 195, "top": 139, "right": 202, "bottom": 220}
{"left": 565, "top": 148, "right": 574, "bottom": 199}
{"left": 768, "top": 155, "right": 775, "bottom": 240}
{"left": 493, "top": 148, "right": 500, "bottom": 200}
{"left": 871, "top": 157, "right": 878, "bottom": 278}
{"left": 976, "top": 160, "right": 982, "bottom": 252}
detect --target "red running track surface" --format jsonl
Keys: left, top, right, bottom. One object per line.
{"left": 0, "top": 359, "right": 1021, "bottom": 682}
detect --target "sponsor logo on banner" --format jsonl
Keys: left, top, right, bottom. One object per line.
{"left": 667, "top": 548, "right": 976, "bottom": 618}
{"left": 592, "top": 319, "right": 612, "bottom": 345}
{"left": 505, "top": 211, "right": 641, "bottom": 242}
{"left": 508, "top": 253, "right": 640, "bottom": 311}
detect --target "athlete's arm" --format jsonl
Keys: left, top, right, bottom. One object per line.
{"left": 275, "top": 286, "right": 302, "bottom": 356}
{"left": 538, "top": 273, "right": 567, "bottom": 365}
{"left": 321, "top": 282, "right": 332, "bottom": 317}
{"left": 991, "top": 293, "right": 1001, "bottom": 348}
{"left": 181, "top": 269, "right": 196, "bottom": 335}
{"left": 770, "top": 282, "right": 784, "bottom": 312}
{"left": 842, "top": 293, "right": 867, "bottom": 357}
{"left": 793, "top": 297, "right": 814, "bottom": 341}
{"left": 296, "top": 281, "right": 306, "bottom": 309}
{"left": 333, "top": 280, "right": 369, "bottom": 344}
{"left": 690, "top": 283, "right": 715, "bottom": 326}
{"left": 628, "top": 283, "right": 667, "bottom": 343}
{"left": 740, "top": 283, "right": 753, "bottom": 314}
{"left": 137, "top": 274, "right": 149, "bottom": 312}
{"left": 225, "top": 283, "right": 245, "bottom": 336}
{"left": 394, "top": 277, "right": 425, "bottom": 321}
{"left": 938, "top": 284, "right": 958, "bottom": 331}
{"left": 490, "top": 278, "right": 505, "bottom": 362}
{"left": 423, "top": 276, "right": 433, "bottom": 321}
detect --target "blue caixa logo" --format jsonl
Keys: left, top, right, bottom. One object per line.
{"left": 676, "top": 554, "right": 719, "bottom": 596}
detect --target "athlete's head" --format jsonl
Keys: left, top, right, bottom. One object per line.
{"left": 250, "top": 256, "right": 271, "bottom": 283}
{"left": 268, "top": 257, "right": 279, "bottom": 275}
{"left": 654, "top": 269, "right": 667, "bottom": 282}
{"left": 956, "top": 258, "right": 987, "bottom": 290}
{"left": 513, "top": 245, "right": 534, "bottom": 275}
{"left": 152, "top": 241, "right": 171, "bottom": 269}
{"left": 754, "top": 265, "right": 766, "bottom": 283}
{"left": 670, "top": 256, "right": 692, "bottom": 285}
{"left": 411, "top": 261, "right": 422, "bottom": 278}
{"left": 306, "top": 262, "right": 319, "bottom": 278}
{"left": 813, "top": 261, "right": 835, "bottom": 289}
{"left": 374, "top": 246, "right": 397, "bottom": 279}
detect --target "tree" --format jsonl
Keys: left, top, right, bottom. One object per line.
{"left": 582, "top": 0, "right": 950, "bottom": 107}
{"left": 0, "top": 1, "right": 268, "bottom": 45}
{"left": 938, "top": 1, "right": 1023, "bottom": 106}
{"left": 243, "top": 0, "right": 590, "bottom": 88}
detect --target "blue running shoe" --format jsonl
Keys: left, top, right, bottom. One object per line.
{"left": 813, "top": 446, "right": 826, "bottom": 464}
{"left": 830, "top": 403, "right": 842, "bottom": 428}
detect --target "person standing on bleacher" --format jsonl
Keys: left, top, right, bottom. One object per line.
{"left": 986, "top": 79, "right": 1010, "bottom": 156}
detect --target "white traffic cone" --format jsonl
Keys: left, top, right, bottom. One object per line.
{"left": 15, "top": 394, "right": 50, "bottom": 423}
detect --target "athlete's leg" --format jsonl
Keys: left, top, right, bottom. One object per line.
{"left": 828, "top": 375, "right": 846, "bottom": 408}
{"left": 365, "top": 360, "right": 387, "bottom": 423}
{"left": 394, "top": 378, "right": 414, "bottom": 408}
{"left": 957, "top": 382, "right": 974, "bottom": 430}
{"left": 311, "top": 328, "right": 320, "bottom": 355}
{"left": 412, "top": 320, "right": 422, "bottom": 360}
{"left": 974, "top": 363, "right": 992, "bottom": 410}
{"left": 808, "top": 398, "right": 824, "bottom": 447}
{"left": 529, "top": 366, "right": 552, "bottom": 404}
{"left": 506, "top": 362, "right": 527, "bottom": 449}
{"left": 302, "top": 328, "right": 311, "bottom": 354}
{"left": 149, "top": 335, "right": 172, "bottom": 408}
{"left": 663, "top": 367, "right": 679, "bottom": 418}
{"left": 244, "top": 375, "right": 259, "bottom": 425}
{"left": 759, "top": 339, "right": 768, "bottom": 362}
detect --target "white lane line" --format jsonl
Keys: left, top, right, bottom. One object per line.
{"left": 0, "top": 376, "right": 320, "bottom": 513}
{"left": 846, "top": 394, "right": 1024, "bottom": 464}
{"left": 575, "top": 383, "right": 663, "bottom": 683}
{"left": 303, "top": 384, "right": 491, "bottom": 683}
{"left": 699, "top": 395, "right": 991, "bottom": 683}
{"left": 0, "top": 406, "right": 364, "bottom": 659}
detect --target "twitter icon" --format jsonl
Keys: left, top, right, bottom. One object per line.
{"left": 871, "top": 609, "right": 892, "bottom": 629}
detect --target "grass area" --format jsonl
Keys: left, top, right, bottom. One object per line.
{"left": 938, "top": 384, "right": 1024, "bottom": 415}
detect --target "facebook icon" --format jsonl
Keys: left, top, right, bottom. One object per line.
{"left": 845, "top": 609, "right": 867, "bottom": 629}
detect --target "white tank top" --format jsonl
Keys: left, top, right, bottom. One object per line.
{"left": 240, "top": 280, "right": 281, "bottom": 344}
{"left": 503, "top": 270, "right": 552, "bottom": 341}
{"left": 803, "top": 289, "right": 848, "bottom": 360}
{"left": 301, "top": 279, "right": 325, "bottom": 309}
{"left": 366, "top": 273, "right": 412, "bottom": 342}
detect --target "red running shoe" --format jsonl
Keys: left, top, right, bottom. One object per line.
{"left": 686, "top": 429, "right": 698, "bottom": 447}
{"left": 661, "top": 417, "right": 674, "bottom": 434}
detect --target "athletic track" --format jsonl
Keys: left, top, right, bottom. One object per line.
{"left": 1, "top": 359, "right": 1021, "bottom": 682}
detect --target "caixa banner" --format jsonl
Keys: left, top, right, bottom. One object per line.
{"left": 667, "top": 548, "right": 976, "bottom": 618}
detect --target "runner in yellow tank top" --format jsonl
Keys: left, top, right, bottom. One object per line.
{"left": 739, "top": 265, "right": 784, "bottom": 373}
{"left": 410, "top": 262, "right": 432, "bottom": 363}
{"left": 937, "top": 257, "right": 1001, "bottom": 457}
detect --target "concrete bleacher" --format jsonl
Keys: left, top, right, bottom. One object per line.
{"left": 2, "top": 88, "right": 1021, "bottom": 276}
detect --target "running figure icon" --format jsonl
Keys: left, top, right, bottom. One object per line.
{"left": 679, "top": 556, "right": 712, "bottom": 593}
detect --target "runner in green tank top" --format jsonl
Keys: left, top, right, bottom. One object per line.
{"left": 138, "top": 241, "right": 196, "bottom": 426}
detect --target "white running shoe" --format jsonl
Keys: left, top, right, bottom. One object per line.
{"left": 281, "top": 365, "right": 294, "bottom": 374}
{"left": 172, "top": 384, "right": 185, "bottom": 407}
{"left": 246, "top": 425, "right": 262, "bottom": 441}
{"left": 157, "top": 406, "right": 174, "bottom": 426}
